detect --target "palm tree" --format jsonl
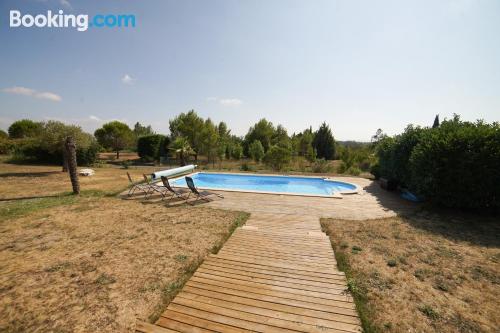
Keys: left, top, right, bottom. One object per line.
{"left": 169, "top": 137, "right": 195, "bottom": 166}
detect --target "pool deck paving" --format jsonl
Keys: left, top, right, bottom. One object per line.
{"left": 135, "top": 177, "right": 417, "bottom": 332}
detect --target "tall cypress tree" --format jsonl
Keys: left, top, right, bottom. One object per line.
{"left": 312, "top": 122, "right": 336, "bottom": 160}
{"left": 432, "top": 115, "right": 440, "bottom": 128}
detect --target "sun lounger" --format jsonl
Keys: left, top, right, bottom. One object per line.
{"left": 185, "top": 176, "right": 223, "bottom": 204}
{"left": 160, "top": 176, "right": 190, "bottom": 201}
{"left": 143, "top": 174, "right": 168, "bottom": 199}
{"left": 126, "top": 172, "right": 150, "bottom": 197}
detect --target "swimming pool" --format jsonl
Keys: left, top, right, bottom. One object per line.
{"left": 170, "top": 172, "right": 358, "bottom": 197}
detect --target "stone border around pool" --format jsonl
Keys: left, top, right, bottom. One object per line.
{"left": 166, "top": 171, "right": 360, "bottom": 198}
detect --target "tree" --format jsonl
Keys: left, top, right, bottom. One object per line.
{"left": 248, "top": 140, "right": 265, "bottom": 162}
{"left": 298, "top": 127, "right": 314, "bottom": 156}
{"left": 39, "top": 121, "right": 96, "bottom": 171}
{"left": 0, "top": 129, "right": 8, "bottom": 139}
{"left": 170, "top": 136, "right": 194, "bottom": 166}
{"left": 264, "top": 145, "right": 292, "bottom": 171}
{"left": 272, "top": 124, "right": 290, "bottom": 147}
{"left": 230, "top": 143, "right": 243, "bottom": 160}
{"left": 169, "top": 110, "right": 204, "bottom": 160}
{"left": 137, "top": 134, "right": 167, "bottom": 161}
{"left": 133, "top": 122, "right": 155, "bottom": 137}
{"left": 201, "top": 119, "right": 219, "bottom": 167}
{"left": 216, "top": 121, "right": 230, "bottom": 167}
{"left": 8, "top": 119, "right": 42, "bottom": 138}
{"left": 65, "top": 136, "right": 80, "bottom": 194}
{"left": 94, "top": 121, "right": 134, "bottom": 159}
{"left": 244, "top": 119, "right": 275, "bottom": 154}
{"left": 432, "top": 115, "right": 440, "bottom": 128}
{"left": 312, "top": 122, "right": 335, "bottom": 160}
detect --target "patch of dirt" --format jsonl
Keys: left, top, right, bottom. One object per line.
{"left": 0, "top": 198, "right": 243, "bottom": 332}
{"left": 322, "top": 214, "right": 500, "bottom": 333}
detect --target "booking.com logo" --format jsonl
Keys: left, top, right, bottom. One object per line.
{"left": 9, "top": 10, "right": 136, "bottom": 32}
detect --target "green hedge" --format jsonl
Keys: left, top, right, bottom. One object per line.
{"left": 376, "top": 116, "right": 500, "bottom": 210}
{"left": 137, "top": 134, "right": 169, "bottom": 162}
{"left": 12, "top": 139, "right": 100, "bottom": 166}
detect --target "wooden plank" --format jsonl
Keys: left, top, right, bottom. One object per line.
{"left": 218, "top": 248, "right": 336, "bottom": 265}
{"left": 231, "top": 232, "right": 332, "bottom": 246}
{"left": 200, "top": 263, "right": 346, "bottom": 289}
{"left": 212, "top": 253, "right": 340, "bottom": 275}
{"left": 189, "top": 276, "right": 354, "bottom": 304}
{"left": 196, "top": 266, "right": 347, "bottom": 293}
{"left": 206, "top": 256, "right": 346, "bottom": 280}
{"left": 135, "top": 320, "right": 180, "bottom": 333}
{"left": 179, "top": 291, "right": 361, "bottom": 328}
{"left": 172, "top": 296, "right": 360, "bottom": 333}
{"left": 222, "top": 243, "right": 334, "bottom": 258}
{"left": 185, "top": 282, "right": 357, "bottom": 315}
{"left": 182, "top": 286, "right": 360, "bottom": 323}
{"left": 166, "top": 303, "right": 296, "bottom": 333}
{"left": 158, "top": 310, "right": 241, "bottom": 333}
{"left": 193, "top": 272, "right": 348, "bottom": 299}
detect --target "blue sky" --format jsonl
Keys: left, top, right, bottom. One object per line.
{"left": 0, "top": 0, "right": 499, "bottom": 141}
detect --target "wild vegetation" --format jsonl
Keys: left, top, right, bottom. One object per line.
{"left": 373, "top": 115, "right": 500, "bottom": 210}
{"left": 1, "top": 111, "right": 376, "bottom": 175}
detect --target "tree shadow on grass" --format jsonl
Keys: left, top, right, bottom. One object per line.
{"left": 402, "top": 209, "right": 500, "bottom": 248}
{"left": 0, "top": 171, "right": 61, "bottom": 178}
{"left": 362, "top": 181, "right": 421, "bottom": 216}
{"left": 363, "top": 180, "right": 499, "bottom": 247}
{"left": 0, "top": 194, "right": 65, "bottom": 202}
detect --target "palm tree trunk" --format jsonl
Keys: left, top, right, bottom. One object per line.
{"left": 62, "top": 144, "right": 68, "bottom": 172}
{"left": 65, "top": 136, "right": 80, "bottom": 195}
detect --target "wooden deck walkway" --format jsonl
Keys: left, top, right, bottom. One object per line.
{"left": 136, "top": 213, "right": 361, "bottom": 333}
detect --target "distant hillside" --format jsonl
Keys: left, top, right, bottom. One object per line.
{"left": 337, "top": 141, "right": 371, "bottom": 148}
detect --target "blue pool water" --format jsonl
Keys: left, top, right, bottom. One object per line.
{"left": 170, "top": 172, "right": 357, "bottom": 196}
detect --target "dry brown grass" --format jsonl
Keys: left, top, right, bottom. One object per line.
{"left": 0, "top": 198, "right": 245, "bottom": 333}
{"left": 321, "top": 213, "right": 500, "bottom": 333}
{"left": 0, "top": 157, "right": 247, "bottom": 332}
{"left": 0, "top": 157, "right": 158, "bottom": 199}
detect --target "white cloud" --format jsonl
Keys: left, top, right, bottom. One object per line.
{"left": 89, "top": 115, "right": 101, "bottom": 121}
{"left": 34, "top": 92, "right": 62, "bottom": 102}
{"left": 207, "top": 97, "right": 243, "bottom": 106}
{"left": 2, "top": 86, "right": 62, "bottom": 102}
{"left": 219, "top": 98, "right": 243, "bottom": 106}
{"left": 121, "top": 74, "right": 135, "bottom": 85}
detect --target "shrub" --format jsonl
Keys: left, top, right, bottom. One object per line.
{"left": 264, "top": 145, "right": 291, "bottom": 171}
{"left": 248, "top": 140, "right": 265, "bottom": 162}
{"left": 8, "top": 119, "right": 42, "bottom": 138}
{"left": 12, "top": 138, "right": 99, "bottom": 166}
{"left": 240, "top": 162, "right": 254, "bottom": 172}
{"left": 229, "top": 143, "right": 243, "bottom": 160}
{"left": 76, "top": 142, "right": 100, "bottom": 166}
{"left": 408, "top": 117, "right": 500, "bottom": 209}
{"left": 376, "top": 125, "right": 425, "bottom": 185}
{"left": 137, "top": 134, "right": 167, "bottom": 162}
{"left": 370, "top": 163, "right": 381, "bottom": 179}
{"left": 0, "top": 138, "right": 15, "bottom": 154}
{"left": 312, "top": 158, "right": 332, "bottom": 173}
{"left": 376, "top": 115, "right": 500, "bottom": 210}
